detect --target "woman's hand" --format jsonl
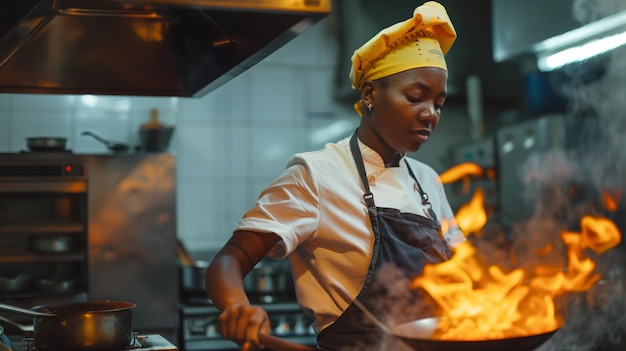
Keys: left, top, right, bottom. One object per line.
{"left": 218, "top": 303, "right": 272, "bottom": 351}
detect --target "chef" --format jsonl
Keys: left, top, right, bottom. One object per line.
{"left": 205, "top": 2, "right": 465, "bottom": 350}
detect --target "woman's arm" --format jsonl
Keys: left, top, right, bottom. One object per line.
{"left": 205, "top": 230, "right": 281, "bottom": 350}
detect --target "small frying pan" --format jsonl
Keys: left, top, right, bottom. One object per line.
{"left": 391, "top": 317, "right": 561, "bottom": 351}
{"left": 81, "top": 131, "right": 130, "bottom": 153}
{"left": 26, "top": 137, "right": 67, "bottom": 151}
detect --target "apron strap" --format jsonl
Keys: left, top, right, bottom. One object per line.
{"left": 349, "top": 130, "right": 376, "bottom": 209}
{"left": 405, "top": 159, "right": 438, "bottom": 221}
{"left": 350, "top": 129, "right": 437, "bottom": 221}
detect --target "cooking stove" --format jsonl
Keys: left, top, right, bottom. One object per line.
{"left": 6, "top": 334, "right": 177, "bottom": 351}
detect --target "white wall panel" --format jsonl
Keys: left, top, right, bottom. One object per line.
{"left": 249, "top": 67, "right": 300, "bottom": 123}
{"left": 176, "top": 122, "right": 225, "bottom": 179}
{"left": 176, "top": 181, "right": 226, "bottom": 250}
{"left": 12, "top": 94, "right": 76, "bottom": 112}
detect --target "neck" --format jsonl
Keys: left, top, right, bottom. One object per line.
{"left": 356, "top": 126, "right": 403, "bottom": 167}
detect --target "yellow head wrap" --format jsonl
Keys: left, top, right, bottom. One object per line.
{"left": 350, "top": 1, "right": 457, "bottom": 116}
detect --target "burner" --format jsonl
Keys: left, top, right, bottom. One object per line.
{"left": 13, "top": 334, "right": 177, "bottom": 351}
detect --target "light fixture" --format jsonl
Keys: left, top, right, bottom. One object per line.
{"left": 534, "top": 9, "right": 626, "bottom": 72}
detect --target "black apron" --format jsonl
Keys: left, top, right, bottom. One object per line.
{"left": 316, "top": 132, "right": 451, "bottom": 350}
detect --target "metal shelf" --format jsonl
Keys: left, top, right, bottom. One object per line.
{"left": 0, "top": 224, "right": 85, "bottom": 235}
{"left": 0, "top": 252, "right": 85, "bottom": 263}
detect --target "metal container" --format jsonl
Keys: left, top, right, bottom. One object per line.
{"left": 26, "top": 137, "right": 67, "bottom": 151}
{"left": 0, "top": 301, "right": 136, "bottom": 351}
{"left": 243, "top": 262, "right": 290, "bottom": 296}
{"left": 139, "top": 127, "right": 174, "bottom": 152}
{"left": 243, "top": 260, "right": 295, "bottom": 303}
{"left": 180, "top": 260, "right": 209, "bottom": 294}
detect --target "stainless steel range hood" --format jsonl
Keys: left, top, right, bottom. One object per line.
{"left": 0, "top": 0, "right": 331, "bottom": 97}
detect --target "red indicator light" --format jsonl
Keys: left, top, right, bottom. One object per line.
{"left": 65, "top": 165, "right": 72, "bottom": 173}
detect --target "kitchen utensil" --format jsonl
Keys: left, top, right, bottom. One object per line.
{"left": 177, "top": 239, "right": 210, "bottom": 294}
{"left": 0, "top": 315, "right": 34, "bottom": 334}
{"left": 351, "top": 298, "right": 392, "bottom": 334}
{"left": 26, "top": 137, "right": 67, "bottom": 151}
{"left": 0, "top": 301, "right": 136, "bottom": 351}
{"left": 138, "top": 109, "right": 174, "bottom": 152}
{"left": 259, "top": 333, "right": 315, "bottom": 351}
{"left": 391, "top": 317, "right": 561, "bottom": 351}
{"left": 243, "top": 259, "right": 293, "bottom": 301}
{"left": 81, "top": 131, "right": 131, "bottom": 153}
{"left": 180, "top": 259, "right": 210, "bottom": 294}
{"left": 139, "top": 128, "right": 174, "bottom": 152}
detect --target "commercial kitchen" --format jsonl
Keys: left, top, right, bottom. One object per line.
{"left": 0, "top": 0, "right": 625, "bottom": 351}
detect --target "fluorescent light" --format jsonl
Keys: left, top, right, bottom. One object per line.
{"left": 533, "top": 9, "right": 626, "bottom": 72}
{"left": 537, "top": 30, "right": 626, "bottom": 71}
{"left": 533, "top": 10, "right": 626, "bottom": 52}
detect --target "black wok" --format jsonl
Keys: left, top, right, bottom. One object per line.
{"left": 391, "top": 317, "right": 561, "bottom": 351}
{"left": 254, "top": 317, "right": 560, "bottom": 351}
{"left": 0, "top": 301, "right": 136, "bottom": 351}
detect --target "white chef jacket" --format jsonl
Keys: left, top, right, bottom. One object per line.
{"left": 235, "top": 136, "right": 465, "bottom": 332}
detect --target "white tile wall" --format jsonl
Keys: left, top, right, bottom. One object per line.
{"left": 0, "top": 94, "right": 10, "bottom": 108}
{"left": 0, "top": 96, "right": 11, "bottom": 151}
{"left": 0, "top": 15, "right": 473, "bottom": 253}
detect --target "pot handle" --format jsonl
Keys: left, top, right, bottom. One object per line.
{"left": 0, "top": 316, "right": 33, "bottom": 333}
{"left": 0, "top": 303, "right": 59, "bottom": 319}
{"left": 259, "top": 333, "right": 315, "bottom": 351}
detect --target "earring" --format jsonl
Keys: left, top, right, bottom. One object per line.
{"left": 367, "top": 104, "right": 373, "bottom": 112}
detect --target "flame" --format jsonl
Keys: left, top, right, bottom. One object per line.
{"left": 439, "top": 162, "right": 483, "bottom": 184}
{"left": 454, "top": 188, "right": 487, "bottom": 237}
{"left": 411, "top": 164, "right": 622, "bottom": 340}
{"left": 412, "top": 214, "right": 621, "bottom": 340}
{"left": 580, "top": 215, "right": 621, "bottom": 253}
{"left": 601, "top": 190, "right": 621, "bottom": 212}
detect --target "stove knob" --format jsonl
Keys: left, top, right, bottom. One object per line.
{"left": 274, "top": 315, "right": 290, "bottom": 336}
{"left": 294, "top": 315, "right": 307, "bottom": 336}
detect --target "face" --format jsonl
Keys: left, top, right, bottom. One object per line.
{"left": 361, "top": 67, "right": 448, "bottom": 160}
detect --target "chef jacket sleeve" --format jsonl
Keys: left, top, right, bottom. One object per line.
{"left": 236, "top": 161, "right": 320, "bottom": 259}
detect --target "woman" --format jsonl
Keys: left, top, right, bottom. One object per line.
{"left": 205, "top": 2, "right": 465, "bottom": 350}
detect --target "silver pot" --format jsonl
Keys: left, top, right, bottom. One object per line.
{"left": 243, "top": 260, "right": 293, "bottom": 301}
{"left": 180, "top": 260, "right": 210, "bottom": 294}
{"left": 0, "top": 301, "right": 136, "bottom": 351}
{"left": 180, "top": 258, "right": 294, "bottom": 300}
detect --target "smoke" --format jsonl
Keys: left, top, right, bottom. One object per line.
{"left": 515, "top": 1, "right": 626, "bottom": 349}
